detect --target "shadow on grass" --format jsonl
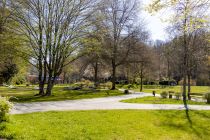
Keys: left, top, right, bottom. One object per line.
{"left": 183, "top": 98, "right": 192, "bottom": 125}
{"left": 156, "top": 99, "right": 210, "bottom": 138}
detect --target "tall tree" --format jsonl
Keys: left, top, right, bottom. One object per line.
{"left": 11, "top": 0, "right": 97, "bottom": 95}
{"left": 99, "top": 0, "right": 139, "bottom": 89}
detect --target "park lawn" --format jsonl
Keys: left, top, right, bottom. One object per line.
{"left": 1, "top": 110, "right": 210, "bottom": 140}
{"left": 127, "top": 85, "right": 210, "bottom": 94}
{"left": 0, "top": 86, "right": 123, "bottom": 103}
{"left": 121, "top": 96, "right": 209, "bottom": 105}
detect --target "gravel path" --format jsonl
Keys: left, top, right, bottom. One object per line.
{"left": 10, "top": 89, "right": 210, "bottom": 114}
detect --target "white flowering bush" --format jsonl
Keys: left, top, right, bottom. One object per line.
{"left": 0, "top": 96, "right": 13, "bottom": 122}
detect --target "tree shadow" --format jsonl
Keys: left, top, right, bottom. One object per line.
{"left": 183, "top": 99, "right": 192, "bottom": 126}
{"left": 154, "top": 104, "right": 210, "bottom": 139}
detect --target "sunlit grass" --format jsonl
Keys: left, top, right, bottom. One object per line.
{"left": 121, "top": 96, "right": 209, "bottom": 105}
{"left": 0, "top": 86, "right": 123, "bottom": 103}
{"left": 1, "top": 110, "right": 210, "bottom": 140}
{"left": 119, "top": 85, "right": 210, "bottom": 94}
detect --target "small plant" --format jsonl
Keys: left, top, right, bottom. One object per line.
{"left": 0, "top": 96, "right": 13, "bottom": 122}
{"left": 175, "top": 92, "right": 181, "bottom": 100}
{"left": 160, "top": 91, "right": 168, "bottom": 98}
{"left": 204, "top": 93, "right": 210, "bottom": 104}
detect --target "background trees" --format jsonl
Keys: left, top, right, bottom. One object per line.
{"left": 0, "top": 0, "right": 209, "bottom": 98}
{"left": 148, "top": 0, "right": 210, "bottom": 101}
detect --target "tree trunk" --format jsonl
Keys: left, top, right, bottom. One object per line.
{"left": 38, "top": 59, "right": 44, "bottom": 95}
{"left": 167, "top": 60, "right": 170, "bottom": 80}
{"left": 188, "top": 74, "right": 191, "bottom": 100}
{"left": 140, "top": 76, "right": 143, "bottom": 92}
{"left": 140, "top": 63, "right": 143, "bottom": 92}
{"left": 94, "top": 62, "right": 98, "bottom": 88}
{"left": 111, "top": 64, "right": 116, "bottom": 90}
{"left": 63, "top": 72, "right": 66, "bottom": 84}
{"left": 45, "top": 72, "right": 54, "bottom": 96}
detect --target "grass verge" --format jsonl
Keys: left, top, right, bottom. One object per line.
{"left": 121, "top": 96, "right": 209, "bottom": 105}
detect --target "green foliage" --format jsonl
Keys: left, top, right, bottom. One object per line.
{"left": 0, "top": 61, "right": 18, "bottom": 84}
{"left": 11, "top": 75, "right": 26, "bottom": 85}
{"left": 160, "top": 91, "right": 168, "bottom": 98}
{"left": 0, "top": 96, "right": 13, "bottom": 122}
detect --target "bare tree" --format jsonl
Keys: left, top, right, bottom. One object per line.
{"left": 11, "top": 0, "right": 97, "bottom": 95}
{"left": 149, "top": 0, "right": 210, "bottom": 102}
{"left": 98, "top": 0, "right": 140, "bottom": 89}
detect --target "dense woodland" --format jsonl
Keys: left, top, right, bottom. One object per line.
{"left": 0, "top": 0, "right": 209, "bottom": 100}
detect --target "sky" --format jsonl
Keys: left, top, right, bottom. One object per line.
{"left": 141, "top": 0, "right": 169, "bottom": 41}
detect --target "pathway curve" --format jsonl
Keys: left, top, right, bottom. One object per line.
{"left": 10, "top": 89, "right": 210, "bottom": 114}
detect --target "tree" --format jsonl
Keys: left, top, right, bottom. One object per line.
{"left": 0, "top": 0, "right": 24, "bottom": 84}
{"left": 148, "top": 0, "right": 210, "bottom": 102}
{"left": 98, "top": 0, "right": 139, "bottom": 90}
{"left": 11, "top": 0, "right": 97, "bottom": 95}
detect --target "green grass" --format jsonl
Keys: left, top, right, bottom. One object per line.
{"left": 119, "top": 85, "right": 210, "bottom": 94}
{"left": 1, "top": 110, "right": 210, "bottom": 140}
{"left": 121, "top": 96, "right": 209, "bottom": 105}
{"left": 0, "top": 86, "right": 123, "bottom": 103}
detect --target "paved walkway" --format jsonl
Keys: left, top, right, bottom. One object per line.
{"left": 10, "top": 89, "right": 210, "bottom": 114}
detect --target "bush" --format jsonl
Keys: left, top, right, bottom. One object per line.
{"left": 204, "top": 93, "right": 210, "bottom": 104}
{"left": 0, "top": 96, "right": 13, "bottom": 122}
{"left": 175, "top": 92, "right": 182, "bottom": 100}
{"left": 160, "top": 91, "right": 168, "bottom": 98}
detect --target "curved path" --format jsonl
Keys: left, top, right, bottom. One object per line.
{"left": 10, "top": 89, "right": 210, "bottom": 114}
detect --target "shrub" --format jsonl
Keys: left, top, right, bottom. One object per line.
{"left": 204, "top": 93, "right": 210, "bottom": 104}
{"left": 0, "top": 96, "right": 13, "bottom": 122}
{"left": 160, "top": 91, "right": 168, "bottom": 98}
{"left": 175, "top": 92, "right": 182, "bottom": 100}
